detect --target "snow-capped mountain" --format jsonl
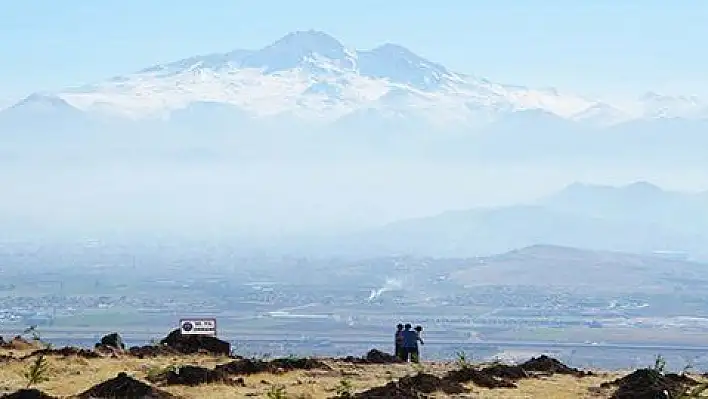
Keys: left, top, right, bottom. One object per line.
{"left": 1, "top": 30, "right": 705, "bottom": 130}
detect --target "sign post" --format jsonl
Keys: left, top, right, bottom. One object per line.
{"left": 179, "top": 318, "right": 217, "bottom": 337}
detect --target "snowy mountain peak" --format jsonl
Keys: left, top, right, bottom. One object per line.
{"left": 269, "top": 30, "right": 345, "bottom": 54}
{"left": 139, "top": 30, "right": 350, "bottom": 76}
{"left": 4, "top": 30, "right": 706, "bottom": 129}
{"left": 357, "top": 43, "right": 453, "bottom": 90}
{"left": 241, "top": 30, "right": 354, "bottom": 73}
{"left": 138, "top": 49, "right": 255, "bottom": 75}
{"left": 365, "top": 43, "right": 443, "bottom": 71}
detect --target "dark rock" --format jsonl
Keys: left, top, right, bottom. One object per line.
{"left": 0, "top": 389, "right": 57, "bottom": 399}
{"left": 76, "top": 372, "right": 178, "bottom": 399}
{"left": 98, "top": 332, "right": 125, "bottom": 350}
{"left": 160, "top": 329, "right": 230, "bottom": 355}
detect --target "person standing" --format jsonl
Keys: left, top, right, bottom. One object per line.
{"left": 394, "top": 324, "right": 404, "bottom": 360}
{"left": 402, "top": 323, "right": 423, "bottom": 363}
{"left": 411, "top": 325, "right": 424, "bottom": 363}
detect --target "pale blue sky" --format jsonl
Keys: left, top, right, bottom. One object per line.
{"left": 1, "top": 1, "right": 707, "bottom": 107}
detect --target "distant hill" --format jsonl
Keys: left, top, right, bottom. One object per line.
{"left": 327, "top": 182, "right": 708, "bottom": 259}
{"left": 447, "top": 244, "right": 707, "bottom": 292}
{"left": 539, "top": 181, "right": 708, "bottom": 232}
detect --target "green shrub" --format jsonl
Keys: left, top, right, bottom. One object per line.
{"left": 24, "top": 354, "right": 49, "bottom": 388}
{"left": 652, "top": 354, "right": 666, "bottom": 374}
{"left": 266, "top": 384, "right": 287, "bottom": 399}
{"left": 335, "top": 378, "right": 353, "bottom": 397}
{"left": 455, "top": 351, "right": 472, "bottom": 369}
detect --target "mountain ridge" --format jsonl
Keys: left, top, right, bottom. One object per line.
{"left": 2, "top": 30, "right": 674, "bottom": 129}
{"left": 323, "top": 181, "right": 708, "bottom": 259}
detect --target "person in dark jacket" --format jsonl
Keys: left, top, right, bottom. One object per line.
{"left": 401, "top": 323, "right": 423, "bottom": 362}
{"left": 394, "top": 323, "right": 404, "bottom": 360}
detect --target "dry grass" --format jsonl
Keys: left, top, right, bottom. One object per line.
{"left": 0, "top": 348, "right": 630, "bottom": 398}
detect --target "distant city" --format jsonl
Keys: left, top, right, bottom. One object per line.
{"left": 2, "top": 237, "right": 708, "bottom": 371}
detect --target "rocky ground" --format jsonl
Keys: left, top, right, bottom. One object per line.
{"left": 1, "top": 332, "right": 707, "bottom": 398}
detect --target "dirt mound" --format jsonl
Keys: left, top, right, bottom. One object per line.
{"left": 600, "top": 369, "right": 698, "bottom": 399}
{"left": 155, "top": 365, "right": 246, "bottom": 387}
{"left": 520, "top": 355, "right": 590, "bottom": 376}
{"left": 446, "top": 366, "right": 521, "bottom": 388}
{"left": 1, "top": 337, "right": 40, "bottom": 351}
{"left": 214, "top": 357, "right": 331, "bottom": 376}
{"left": 444, "top": 357, "right": 586, "bottom": 390}
{"left": 77, "top": 372, "right": 178, "bottom": 398}
{"left": 21, "top": 347, "right": 100, "bottom": 360}
{"left": 353, "top": 373, "right": 467, "bottom": 398}
{"left": 339, "top": 356, "right": 363, "bottom": 364}
{"left": 339, "top": 349, "right": 401, "bottom": 364}
{"left": 269, "top": 357, "right": 331, "bottom": 371}
{"left": 483, "top": 364, "right": 529, "bottom": 380}
{"left": 364, "top": 349, "right": 400, "bottom": 364}
{"left": 448, "top": 356, "right": 587, "bottom": 388}
{"left": 159, "top": 329, "right": 230, "bottom": 355}
{"left": 151, "top": 358, "right": 323, "bottom": 387}
{"left": 0, "top": 389, "right": 57, "bottom": 399}
{"left": 214, "top": 358, "right": 267, "bottom": 375}
{"left": 665, "top": 373, "right": 699, "bottom": 385}
{"left": 128, "top": 345, "right": 177, "bottom": 358}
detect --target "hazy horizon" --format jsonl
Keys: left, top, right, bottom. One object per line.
{"left": 2, "top": 2, "right": 708, "bottom": 257}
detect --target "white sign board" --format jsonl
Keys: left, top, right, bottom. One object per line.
{"left": 179, "top": 318, "right": 217, "bottom": 336}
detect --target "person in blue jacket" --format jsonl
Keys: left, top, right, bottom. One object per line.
{"left": 401, "top": 323, "right": 424, "bottom": 362}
